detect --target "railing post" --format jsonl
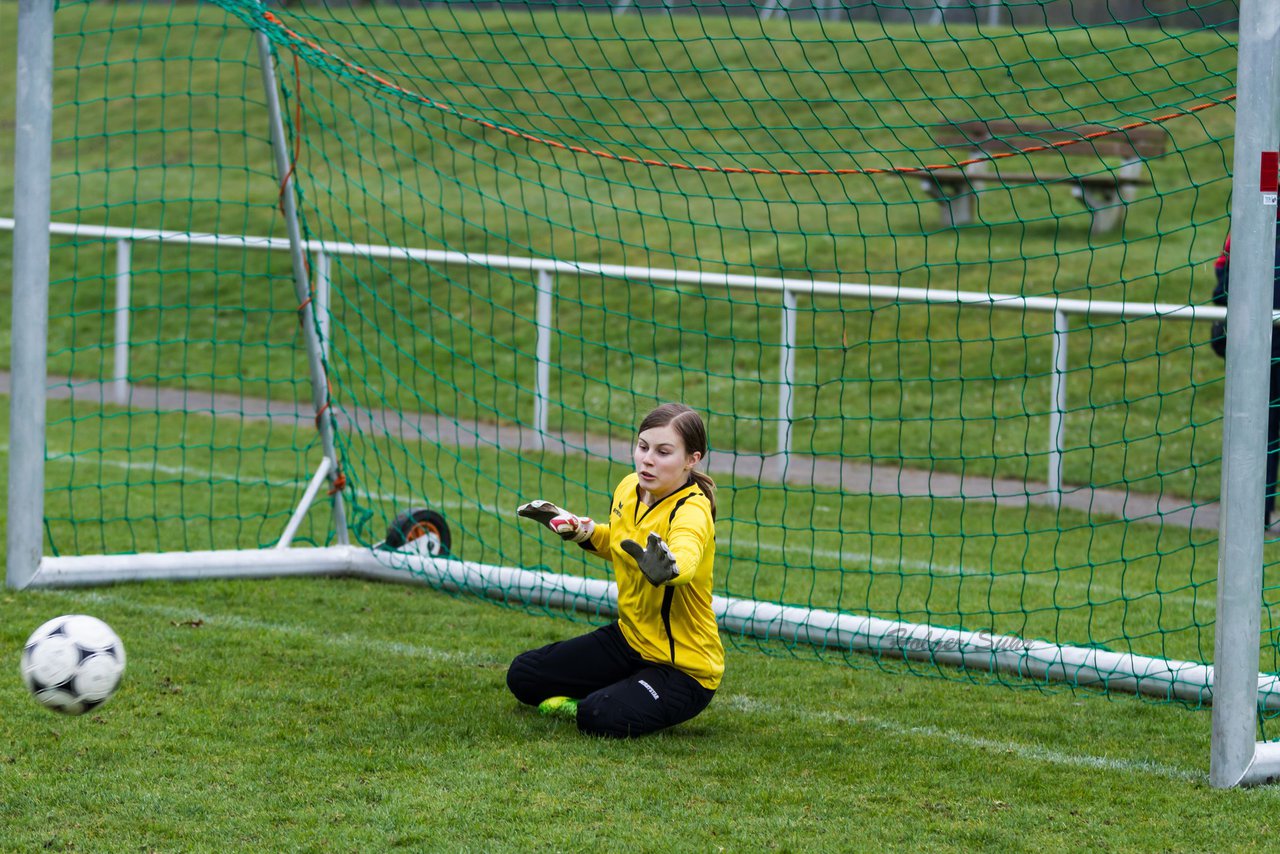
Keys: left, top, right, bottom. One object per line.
{"left": 985, "top": 0, "right": 1002, "bottom": 27}
{"left": 778, "top": 287, "right": 797, "bottom": 477}
{"left": 1047, "top": 310, "right": 1068, "bottom": 505}
{"left": 534, "top": 268, "right": 553, "bottom": 445}
{"left": 113, "top": 239, "right": 132, "bottom": 404}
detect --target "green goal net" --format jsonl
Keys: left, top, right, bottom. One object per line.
{"left": 9, "top": 0, "right": 1266, "bottom": 705}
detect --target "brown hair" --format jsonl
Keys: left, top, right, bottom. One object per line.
{"left": 638, "top": 403, "right": 716, "bottom": 519}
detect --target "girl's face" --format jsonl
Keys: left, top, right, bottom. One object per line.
{"left": 634, "top": 423, "right": 702, "bottom": 502}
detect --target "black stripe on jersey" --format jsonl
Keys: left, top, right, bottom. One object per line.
{"left": 667, "top": 491, "right": 701, "bottom": 525}
{"left": 661, "top": 586, "right": 676, "bottom": 663}
{"left": 635, "top": 475, "right": 699, "bottom": 525}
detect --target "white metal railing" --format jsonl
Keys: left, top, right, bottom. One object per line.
{"left": 0, "top": 216, "right": 1230, "bottom": 504}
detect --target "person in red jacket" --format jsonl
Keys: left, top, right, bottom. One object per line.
{"left": 1212, "top": 233, "right": 1280, "bottom": 526}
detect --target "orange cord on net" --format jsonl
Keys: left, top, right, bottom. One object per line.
{"left": 260, "top": 10, "right": 1233, "bottom": 179}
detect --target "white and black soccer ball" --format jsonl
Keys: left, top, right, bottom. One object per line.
{"left": 20, "top": 615, "right": 126, "bottom": 715}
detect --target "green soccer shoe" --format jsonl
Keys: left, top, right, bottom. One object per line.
{"left": 538, "top": 696, "right": 579, "bottom": 720}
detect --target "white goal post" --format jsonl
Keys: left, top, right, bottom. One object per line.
{"left": 1207, "top": 0, "right": 1280, "bottom": 789}
{"left": 8, "top": 0, "right": 1280, "bottom": 788}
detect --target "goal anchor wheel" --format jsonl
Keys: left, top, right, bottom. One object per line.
{"left": 383, "top": 508, "right": 451, "bottom": 556}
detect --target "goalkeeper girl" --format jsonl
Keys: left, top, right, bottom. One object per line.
{"left": 507, "top": 402, "right": 723, "bottom": 738}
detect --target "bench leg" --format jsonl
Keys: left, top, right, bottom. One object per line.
{"left": 1088, "top": 204, "right": 1124, "bottom": 236}
{"left": 941, "top": 194, "right": 972, "bottom": 227}
{"left": 1073, "top": 183, "right": 1124, "bottom": 236}
{"left": 921, "top": 179, "right": 972, "bottom": 227}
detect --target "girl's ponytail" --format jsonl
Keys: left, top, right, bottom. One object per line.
{"left": 690, "top": 470, "right": 717, "bottom": 521}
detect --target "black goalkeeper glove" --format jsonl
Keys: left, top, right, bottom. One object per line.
{"left": 620, "top": 532, "right": 679, "bottom": 586}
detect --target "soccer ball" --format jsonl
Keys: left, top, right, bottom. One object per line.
{"left": 20, "top": 615, "right": 126, "bottom": 715}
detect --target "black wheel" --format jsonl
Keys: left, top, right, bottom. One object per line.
{"left": 384, "top": 508, "right": 451, "bottom": 556}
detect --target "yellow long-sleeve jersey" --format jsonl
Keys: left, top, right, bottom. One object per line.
{"left": 583, "top": 472, "right": 724, "bottom": 690}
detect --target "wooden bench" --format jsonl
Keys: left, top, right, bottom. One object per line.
{"left": 919, "top": 120, "right": 1170, "bottom": 235}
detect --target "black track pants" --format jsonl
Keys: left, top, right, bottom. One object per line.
{"left": 506, "top": 622, "right": 715, "bottom": 738}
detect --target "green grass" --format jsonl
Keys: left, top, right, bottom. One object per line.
{"left": 3, "top": 4, "right": 1279, "bottom": 846}
{"left": 2, "top": 576, "right": 1279, "bottom": 852}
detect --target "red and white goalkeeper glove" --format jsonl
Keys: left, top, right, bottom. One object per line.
{"left": 517, "top": 499, "right": 595, "bottom": 544}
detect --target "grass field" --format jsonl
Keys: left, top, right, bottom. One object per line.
{"left": 3, "top": 388, "right": 1270, "bottom": 851}
{"left": 4, "top": 1, "right": 1280, "bottom": 848}
{"left": 5, "top": 573, "right": 1280, "bottom": 851}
